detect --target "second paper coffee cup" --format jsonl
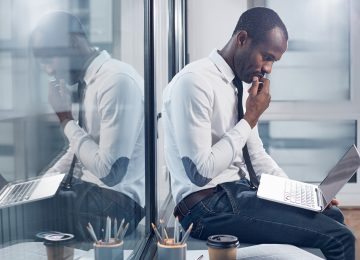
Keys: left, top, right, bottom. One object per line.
{"left": 207, "top": 234, "right": 239, "bottom": 260}
{"left": 43, "top": 233, "right": 75, "bottom": 260}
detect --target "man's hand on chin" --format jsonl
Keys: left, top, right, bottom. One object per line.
{"left": 48, "top": 79, "right": 74, "bottom": 127}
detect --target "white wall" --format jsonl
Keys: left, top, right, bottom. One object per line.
{"left": 187, "top": 0, "right": 247, "bottom": 61}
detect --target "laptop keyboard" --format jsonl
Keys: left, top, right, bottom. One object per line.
{"left": 0, "top": 180, "right": 38, "bottom": 206}
{"left": 284, "top": 180, "right": 316, "bottom": 208}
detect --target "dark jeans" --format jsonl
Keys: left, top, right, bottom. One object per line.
{"left": 179, "top": 179, "right": 355, "bottom": 260}
{"left": 0, "top": 179, "right": 144, "bottom": 244}
{"left": 56, "top": 179, "right": 145, "bottom": 242}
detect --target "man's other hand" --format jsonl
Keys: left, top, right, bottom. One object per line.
{"left": 327, "top": 198, "right": 340, "bottom": 209}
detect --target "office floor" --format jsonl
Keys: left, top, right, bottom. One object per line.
{"left": 342, "top": 208, "right": 360, "bottom": 259}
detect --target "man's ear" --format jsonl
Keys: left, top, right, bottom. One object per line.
{"left": 69, "top": 34, "right": 82, "bottom": 49}
{"left": 236, "top": 30, "right": 248, "bottom": 46}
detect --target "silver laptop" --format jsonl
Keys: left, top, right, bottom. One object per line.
{"left": 0, "top": 173, "right": 65, "bottom": 209}
{"left": 257, "top": 145, "right": 360, "bottom": 212}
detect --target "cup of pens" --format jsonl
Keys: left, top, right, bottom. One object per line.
{"left": 153, "top": 218, "right": 192, "bottom": 260}
{"left": 87, "top": 217, "right": 129, "bottom": 260}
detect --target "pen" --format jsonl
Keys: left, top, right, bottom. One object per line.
{"left": 174, "top": 216, "right": 178, "bottom": 243}
{"left": 114, "top": 218, "right": 118, "bottom": 238}
{"left": 159, "top": 218, "right": 164, "bottom": 238}
{"left": 163, "top": 226, "right": 169, "bottom": 239}
{"left": 151, "top": 223, "right": 163, "bottom": 243}
{"left": 196, "top": 255, "right": 204, "bottom": 260}
{"left": 86, "top": 223, "right": 98, "bottom": 243}
{"left": 104, "top": 217, "right": 110, "bottom": 242}
{"left": 178, "top": 226, "right": 183, "bottom": 242}
{"left": 119, "top": 222, "right": 129, "bottom": 242}
{"left": 180, "top": 223, "right": 193, "bottom": 244}
{"left": 116, "top": 218, "right": 125, "bottom": 240}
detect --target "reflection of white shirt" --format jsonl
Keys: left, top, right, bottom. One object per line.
{"left": 162, "top": 49, "right": 286, "bottom": 204}
{"left": 49, "top": 51, "right": 145, "bottom": 207}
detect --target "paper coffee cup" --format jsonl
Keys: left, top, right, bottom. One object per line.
{"left": 44, "top": 233, "right": 75, "bottom": 260}
{"left": 207, "top": 234, "right": 239, "bottom": 260}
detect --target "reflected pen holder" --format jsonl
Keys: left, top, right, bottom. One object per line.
{"left": 157, "top": 239, "right": 187, "bottom": 260}
{"left": 94, "top": 240, "right": 124, "bottom": 260}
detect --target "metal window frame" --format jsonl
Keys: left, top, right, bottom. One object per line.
{"left": 132, "top": 0, "right": 158, "bottom": 259}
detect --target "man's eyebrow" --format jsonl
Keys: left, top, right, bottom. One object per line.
{"left": 263, "top": 52, "right": 277, "bottom": 61}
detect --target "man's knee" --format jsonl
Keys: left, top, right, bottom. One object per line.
{"left": 323, "top": 206, "right": 345, "bottom": 224}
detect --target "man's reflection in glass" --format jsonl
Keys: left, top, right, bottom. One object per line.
{"left": 30, "top": 11, "right": 145, "bottom": 242}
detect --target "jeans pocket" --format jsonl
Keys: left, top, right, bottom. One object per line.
{"left": 199, "top": 201, "right": 215, "bottom": 214}
{"left": 201, "top": 190, "right": 233, "bottom": 214}
{"left": 190, "top": 221, "right": 204, "bottom": 239}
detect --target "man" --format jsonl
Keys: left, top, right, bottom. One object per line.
{"left": 30, "top": 11, "right": 145, "bottom": 241}
{"left": 163, "top": 7, "right": 354, "bottom": 260}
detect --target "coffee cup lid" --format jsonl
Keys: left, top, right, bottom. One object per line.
{"left": 207, "top": 235, "right": 239, "bottom": 249}
{"left": 36, "top": 231, "right": 64, "bottom": 240}
{"left": 44, "top": 233, "right": 75, "bottom": 246}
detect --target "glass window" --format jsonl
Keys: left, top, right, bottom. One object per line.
{"left": 154, "top": 0, "right": 171, "bottom": 219}
{"left": 266, "top": 0, "right": 350, "bottom": 101}
{"left": 0, "top": 0, "right": 146, "bottom": 258}
{"left": 259, "top": 121, "right": 356, "bottom": 182}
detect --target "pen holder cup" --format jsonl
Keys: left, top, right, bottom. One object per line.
{"left": 94, "top": 241, "right": 124, "bottom": 260}
{"left": 157, "top": 240, "right": 187, "bottom": 260}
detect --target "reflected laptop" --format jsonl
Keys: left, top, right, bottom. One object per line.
{"left": 257, "top": 145, "right": 360, "bottom": 212}
{"left": 0, "top": 173, "right": 65, "bottom": 209}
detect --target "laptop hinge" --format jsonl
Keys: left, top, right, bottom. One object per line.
{"left": 315, "top": 187, "right": 324, "bottom": 210}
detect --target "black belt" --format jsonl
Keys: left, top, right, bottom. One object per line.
{"left": 174, "top": 187, "right": 217, "bottom": 222}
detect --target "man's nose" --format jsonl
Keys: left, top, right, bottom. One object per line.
{"left": 262, "top": 62, "right": 273, "bottom": 74}
{"left": 41, "top": 63, "right": 55, "bottom": 76}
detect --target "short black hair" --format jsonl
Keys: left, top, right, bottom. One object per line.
{"left": 32, "top": 11, "right": 88, "bottom": 40}
{"left": 30, "top": 11, "right": 89, "bottom": 57}
{"left": 232, "top": 7, "right": 288, "bottom": 44}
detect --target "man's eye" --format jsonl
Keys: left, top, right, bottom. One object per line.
{"left": 40, "top": 58, "right": 51, "bottom": 65}
{"left": 263, "top": 55, "right": 274, "bottom": 62}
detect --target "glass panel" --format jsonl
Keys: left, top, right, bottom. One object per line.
{"left": 0, "top": 53, "right": 13, "bottom": 109}
{"left": 155, "top": 0, "right": 171, "bottom": 219}
{"left": 265, "top": 0, "right": 350, "bottom": 101}
{"left": 0, "top": 0, "right": 145, "bottom": 258}
{"left": 259, "top": 121, "right": 356, "bottom": 183}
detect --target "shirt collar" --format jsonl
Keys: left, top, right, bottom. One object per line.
{"left": 83, "top": 50, "right": 111, "bottom": 85}
{"left": 208, "top": 49, "right": 235, "bottom": 84}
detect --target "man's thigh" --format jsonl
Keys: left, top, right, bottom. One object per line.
{"left": 185, "top": 181, "right": 348, "bottom": 247}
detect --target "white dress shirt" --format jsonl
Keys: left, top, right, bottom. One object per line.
{"left": 162, "top": 49, "right": 287, "bottom": 204}
{"left": 48, "top": 51, "right": 145, "bottom": 207}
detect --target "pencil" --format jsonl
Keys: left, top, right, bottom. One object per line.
{"left": 119, "top": 222, "right": 129, "bottom": 242}
{"left": 151, "top": 223, "right": 163, "bottom": 243}
{"left": 180, "top": 223, "right": 193, "bottom": 244}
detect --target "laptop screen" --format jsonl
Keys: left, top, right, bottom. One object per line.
{"left": 0, "top": 174, "right": 8, "bottom": 190}
{"left": 319, "top": 145, "right": 360, "bottom": 205}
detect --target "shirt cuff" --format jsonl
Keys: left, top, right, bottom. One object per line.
{"left": 234, "top": 119, "right": 252, "bottom": 134}
{"left": 223, "top": 119, "right": 252, "bottom": 160}
{"left": 63, "top": 120, "right": 78, "bottom": 137}
{"left": 63, "top": 120, "right": 88, "bottom": 151}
